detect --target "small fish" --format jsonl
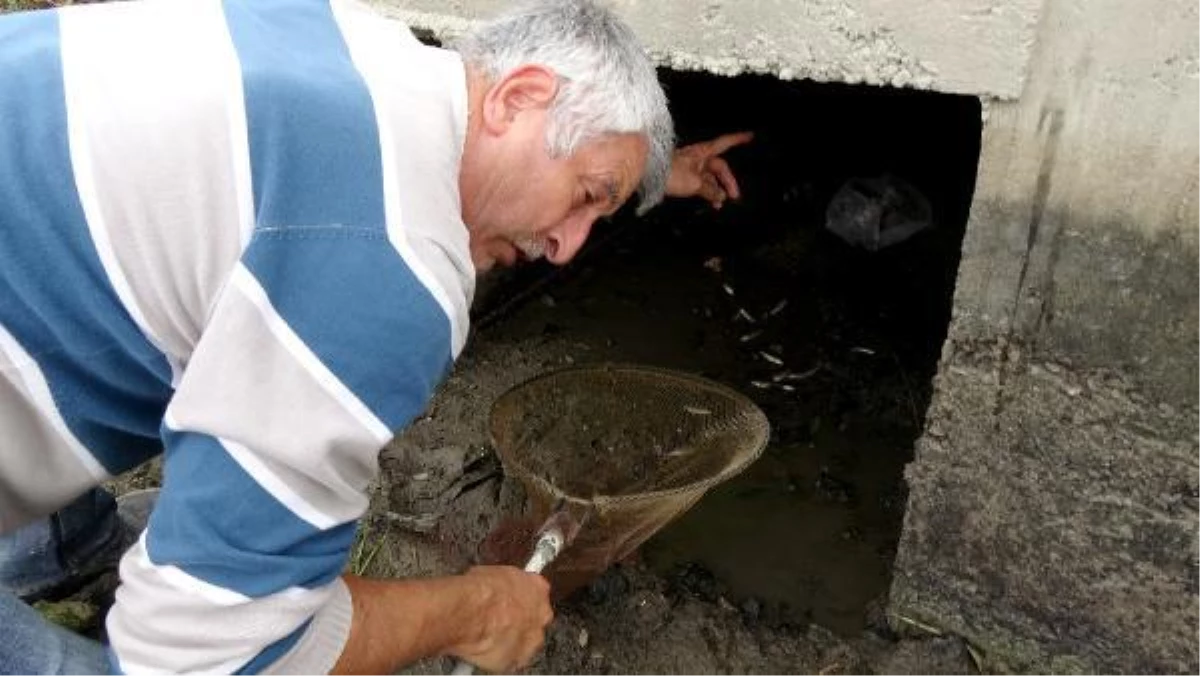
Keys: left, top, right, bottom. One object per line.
{"left": 767, "top": 300, "right": 788, "bottom": 317}
{"left": 774, "top": 365, "right": 821, "bottom": 381}
{"left": 851, "top": 346, "right": 876, "bottom": 355}
{"left": 750, "top": 380, "right": 771, "bottom": 389}
{"left": 759, "top": 351, "right": 784, "bottom": 366}
{"left": 739, "top": 330, "right": 763, "bottom": 343}
{"left": 722, "top": 283, "right": 736, "bottom": 297}
{"left": 735, "top": 308, "right": 756, "bottom": 323}
{"left": 667, "top": 448, "right": 694, "bottom": 458}
{"left": 683, "top": 405, "right": 712, "bottom": 416}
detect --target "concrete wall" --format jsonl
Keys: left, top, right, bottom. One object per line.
{"left": 366, "top": 0, "right": 1043, "bottom": 98}
{"left": 889, "top": 0, "right": 1198, "bottom": 671}
{"left": 374, "top": 0, "right": 1199, "bottom": 671}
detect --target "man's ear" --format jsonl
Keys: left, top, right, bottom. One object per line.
{"left": 481, "top": 65, "right": 559, "bottom": 135}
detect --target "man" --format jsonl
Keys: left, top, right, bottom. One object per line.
{"left": 0, "top": 0, "right": 751, "bottom": 672}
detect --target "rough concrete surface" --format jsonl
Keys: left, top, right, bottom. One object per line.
{"left": 367, "top": 0, "right": 1043, "bottom": 98}
{"left": 892, "top": 343, "right": 1199, "bottom": 673}
{"left": 892, "top": 0, "right": 1199, "bottom": 671}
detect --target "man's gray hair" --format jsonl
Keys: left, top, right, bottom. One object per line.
{"left": 455, "top": 0, "right": 674, "bottom": 213}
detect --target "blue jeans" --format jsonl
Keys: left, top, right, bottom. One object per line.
{"left": 0, "top": 489, "right": 117, "bottom": 674}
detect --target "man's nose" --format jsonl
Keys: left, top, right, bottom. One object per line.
{"left": 544, "top": 215, "right": 595, "bottom": 265}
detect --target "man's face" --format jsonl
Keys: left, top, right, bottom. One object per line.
{"left": 461, "top": 68, "right": 648, "bottom": 273}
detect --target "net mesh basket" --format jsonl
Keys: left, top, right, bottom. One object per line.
{"left": 489, "top": 364, "right": 770, "bottom": 595}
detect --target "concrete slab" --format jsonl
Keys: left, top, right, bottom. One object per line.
{"left": 366, "top": 0, "right": 1043, "bottom": 98}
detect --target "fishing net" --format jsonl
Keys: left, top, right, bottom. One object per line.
{"left": 488, "top": 363, "right": 770, "bottom": 596}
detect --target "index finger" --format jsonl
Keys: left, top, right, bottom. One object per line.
{"left": 708, "top": 157, "right": 741, "bottom": 201}
{"left": 703, "top": 131, "right": 755, "bottom": 156}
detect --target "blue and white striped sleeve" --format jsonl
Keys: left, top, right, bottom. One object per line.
{"left": 105, "top": 0, "right": 468, "bottom": 672}
{"left": 108, "top": 236, "right": 454, "bottom": 673}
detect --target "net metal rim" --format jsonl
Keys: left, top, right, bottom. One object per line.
{"left": 488, "top": 363, "right": 771, "bottom": 509}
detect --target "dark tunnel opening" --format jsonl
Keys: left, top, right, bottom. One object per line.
{"left": 472, "top": 69, "right": 983, "bottom": 634}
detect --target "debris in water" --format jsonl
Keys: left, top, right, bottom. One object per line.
{"left": 578, "top": 628, "right": 590, "bottom": 649}
{"left": 825, "top": 174, "right": 933, "bottom": 251}
{"left": 384, "top": 511, "right": 440, "bottom": 534}
{"left": 703, "top": 257, "right": 723, "bottom": 273}
{"left": 683, "top": 405, "right": 712, "bottom": 416}
{"left": 894, "top": 613, "right": 944, "bottom": 636}
{"left": 966, "top": 642, "right": 985, "bottom": 672}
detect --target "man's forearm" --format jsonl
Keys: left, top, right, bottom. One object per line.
{"left": 332, "top": 573, "right": 481, "bottom": 674}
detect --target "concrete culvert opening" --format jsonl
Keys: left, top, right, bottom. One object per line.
{"left": 381, "top": 66, "right": 984, "bottom": 674}
{"left": 464, "top": 69, "right": 983, "bottom": 635}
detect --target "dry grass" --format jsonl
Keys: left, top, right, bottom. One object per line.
{"left": 348, "top": 520, "right": 387, "bottom": 577}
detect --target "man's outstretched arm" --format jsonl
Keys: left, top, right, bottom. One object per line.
{"left": 666, "top": 131, "right": 756, "bottom": 209}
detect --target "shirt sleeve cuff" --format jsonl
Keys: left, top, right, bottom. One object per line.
{"left": 265, "top": 577, "right": 354, "bottom": 674}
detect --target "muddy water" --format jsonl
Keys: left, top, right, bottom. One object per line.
{"left": 480, "top": 189, "right": 963, "bottom": 635}
{"left": 645, "top": 435, "right": 906, "bottom": 635}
